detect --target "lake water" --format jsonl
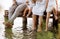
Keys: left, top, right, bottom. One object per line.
{"left": 0, "top": 0, "right": 60, "bottom": 39}
{"left": 0, "top": 8, "right": 57, "bottom": 39}
{"left": 0, "top": 10, "right": 34, "bottom": 39}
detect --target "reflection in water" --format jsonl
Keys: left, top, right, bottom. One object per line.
{"left": 4, "top": 17, "right": 37, "bottom": 39}
{"left": 22, "top": 30, "right": 37, "bottom": 39}
{"left": 0, "top": 9, "right": 58, "bottom": 39}
{"left": 5, "top": 28, "right": 13, "bottom": 39}
{"left": 5, "top": 28, "right": 37, "bottom": 39}
{"left": 0, "top": 12, "right": 58, "bottom": 39}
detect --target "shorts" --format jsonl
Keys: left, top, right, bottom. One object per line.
{"left": 32, "top": 6, "right": 46, "bottom": 16}
{"left": 46, "top": 5, "right": 56, "bottom": 12}
{"left": 46, "top": 2, "right": 56, "bottom": 12}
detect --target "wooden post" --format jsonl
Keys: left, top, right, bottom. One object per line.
{"left": 4, "top": 10, "right": 8, "bottom": 17}
{"left": 4, "top": 10, "right": 12, "bottom": 28}
{"left": 4, "top": 10, "right": 8, "bottom": 21}
{"left": 22, "top": 16, "right": 27, "bottom": 30}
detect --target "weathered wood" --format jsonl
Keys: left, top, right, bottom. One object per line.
{"left": 4, "top": 10, "right": 8, "bottom": 17}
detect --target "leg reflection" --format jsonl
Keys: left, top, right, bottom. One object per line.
{"left": 22, "top": 30, "right": 37, "bottom": 39}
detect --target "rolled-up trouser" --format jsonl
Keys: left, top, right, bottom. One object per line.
{"left": 8, "top": 3, "right": 27, "bottom": 22}
{"left": 8, "top": 5, "right": 17, "bottom": 20}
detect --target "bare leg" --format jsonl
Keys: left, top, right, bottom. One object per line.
{"left": 4, "top": 4, "right": 27, "bottom": 27}
{"left": 45, "top": 12, "right": 51, "bottom": 31}
{"left": 9, "top": 4, "right": 27, "bottom": 22}
{"left": 53, "top": 8, "right": 58, "bottom": 20}
{"left": 8, "top": 5, "right": 17, "bottom": 21}
{"left": 27, "top": 8, "right": 32, "bottom": 17}
{"left": 23, "top": 7, "right": 28, "bottom": 17}
{"left": 37, "top": 16, "right": 43, "bottom": 32}
{"left": 32, "top": 15, "right": 37, "bottom": 31}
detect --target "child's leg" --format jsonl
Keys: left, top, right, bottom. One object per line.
{"left": 27, "top": 8, "right": 32, "bottom": 17}
{"left": 32, "top": 15, "right": 38, "bottom": 31}
{"left": 23, "top": 7, "right": 28, "bottom": 16}
{"left": 53, "top": 8, "right": 58, "bottom": 31}
{"left": 37, "top": 16, "right": 43, "bottom": 32}
{"left": 45, "top": 12, "right": 51, "bottom": 31}
{"left": 53, "top": 8, "right": 58, "bottom": 20}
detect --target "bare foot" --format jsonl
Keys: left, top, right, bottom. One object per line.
{"left": 37, "top": 29, "right": 42, "bottom": 32}
{"left": 27, "top": 15, "right": 29, "bottom": 17}
{"left": 45, "top": 29, "right": 48, "bottom": 32}
{"left": 32, "top": 27, "right": 36, "bottom": 31}
{"left": 23, "top": 15, "right": 25, "bottom": 17}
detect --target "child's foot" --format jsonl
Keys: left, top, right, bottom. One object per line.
{"left": 55, "top": 16, "right": 58, "bottom": 20}
{"left": 45, "top": 29, "right": 48, "bottom": 32}
{"left": 32, "top": 28, "right": 36, "bottom": 31}
{"left": 32, "top": 27, "right": 36, "bottom": 31}
{"left": 23, "top": 15, "right": 27, "bottom": 18}
{"left": 27, "top": 15, "right": 29, "bottom": 17}
{"left": 37, "top": 26, "right": 42, "bottom": 32}
{"left": 37, "top": 29, "right": 42, "bottom": 32}
{"left": 23, "top": 15, "right": 25, "bottom": 17}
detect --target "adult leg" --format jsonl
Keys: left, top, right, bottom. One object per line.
{"left": 8, "top": 5, "right": 17, "bottom": 20}
{"left": 4, "top": 4, "right": 27, "bottom": 27}
{"left": 3, "top": 5, "right": 17, "bottom": 27}
{"left": 9, "top": 4, "right": 27, "bottom": 22}
{"left": 37, "top": 16, "right": 43, "bottom": 32}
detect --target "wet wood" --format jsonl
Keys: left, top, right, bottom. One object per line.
{"left": 4, "top": 10, "right": 8, "bottom": 17}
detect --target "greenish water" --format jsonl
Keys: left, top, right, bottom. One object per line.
{"left": 0, "top": 13, "right": 59, "bottom": 39}
{"left": 4, "top": 17, "right": 58, "bottom": 39}
{"left": 5, "top": 28, "right": 57, "bottom": 39}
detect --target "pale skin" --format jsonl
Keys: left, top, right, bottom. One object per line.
{"left": 45, "top": 0, "right": 58, "bottom": 31}
{"left": 23, "top": 0, "right": 32, "bottom": 17}
{"left": 23, "top": 7, "right": 32, "bottom": 17}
